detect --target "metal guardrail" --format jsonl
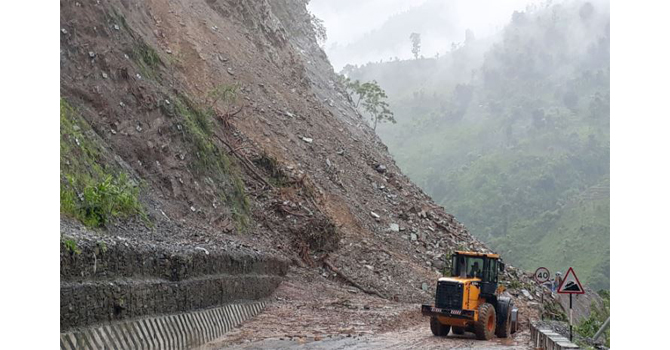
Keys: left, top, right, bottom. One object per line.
{"left": 593, "top": 316, "right": 610, "bottom": 343}
{"left": 530, "top": 323, "right": 581, "bottom": 350}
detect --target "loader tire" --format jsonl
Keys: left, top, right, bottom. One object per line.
{"left": 474, "top": 303, "right": 496, "bottom": 340}
{"left": 430, "top": 316, "right": 450, "bottom": 336}
{"left": 452, "top": 327, "right": 465, "bottom": 335}
{"left": 495, "top": 302, "right": 512, "bottom": 338}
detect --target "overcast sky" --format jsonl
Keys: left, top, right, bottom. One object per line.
{"left": 308, "top": 0, "right": 545, "bottom": 70}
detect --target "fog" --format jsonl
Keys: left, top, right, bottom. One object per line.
{"left": 318, "top": 0, "right": 610, "bottom": 290}
{"left": 309, "top": 0, "right": 545, "bottom": 70}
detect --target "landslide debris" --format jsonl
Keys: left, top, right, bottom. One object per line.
{"left": 60, "top": 0, "right": 535, "bottom": 326}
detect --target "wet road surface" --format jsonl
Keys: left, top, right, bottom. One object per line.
{"left": 214, "top": 325, "right": 533, "bottom": 350}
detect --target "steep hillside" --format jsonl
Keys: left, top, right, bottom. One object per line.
{"left": 346, "top": 0, "right": 610, "bottom": 290}
{"left": 60, "top": 0, "right": 536, "bottom": 334}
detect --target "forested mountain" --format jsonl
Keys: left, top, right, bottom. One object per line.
{"left": 347, "top": 0, "right": 610, "bottom": 290}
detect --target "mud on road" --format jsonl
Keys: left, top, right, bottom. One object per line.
{"left": 206, "top": 271, "right": 533, "bottom": 350}
{"left": 211, "top": 326, "right": 532, "bottom": 350}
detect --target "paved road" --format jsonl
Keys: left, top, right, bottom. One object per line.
{"left": 215, "top": 326, "right": 533, "bottom": 350}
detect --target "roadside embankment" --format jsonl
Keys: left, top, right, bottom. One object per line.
{"left": 61, "top": 229, "right": 288, "bottom": 332}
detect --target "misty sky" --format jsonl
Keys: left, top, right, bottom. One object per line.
{"left": 309, "top": 0, "right": 545, "bottom": 70}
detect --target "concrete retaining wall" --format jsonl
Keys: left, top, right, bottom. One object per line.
{"left": 60, "top": 301, "right": 266, "bottom": 350}
{"left": 530, "top": 323, "right": 581, "bottom": 350}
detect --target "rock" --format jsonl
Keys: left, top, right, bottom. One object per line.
{"left": 375, "top": 164, "right": 387, "bottom": 173}
{"left": 370, "top": 212, "right": 380, "bottom": 219}
{"left": 389, "top": 223, "right": 400, "bottom": 232}
{"left": 227, "top": 67, "right": 235, "bottom": 75}
{"left": 521, "top": 289, "right": 534, "bottom": 300}
{"left": 301, "top": 137, "right": 313, "bottom": 143}
{"left": 433, "top": 259, "right": 445, "bottom": 270}
{"left": 194, "top": 247, "right": 209, "bottom": 255}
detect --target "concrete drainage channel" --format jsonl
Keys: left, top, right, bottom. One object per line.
{"left": 60, "top": 300, "right": 266, "bottom": 350}
{"left": 61, "top": 232, "right": 289, "bottom": 350}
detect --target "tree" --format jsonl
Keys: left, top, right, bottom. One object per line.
{"left": 465, "top": 29, "right": 475, "bottom": 45}
{"left": 342, "top": 77, "right": 396, "bottom": 132}
{"left": 360, "top": 81, "right": 396, "bottom": 131}
{"left": 310, "top": 13, "right": 327, "bottom": 45}
{"left": 410, "top": 32, "right": 421, "bottom": 59}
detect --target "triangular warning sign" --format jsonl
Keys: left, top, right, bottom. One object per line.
{"left": 557, "top": 267, "right": 585, "bottom": 294}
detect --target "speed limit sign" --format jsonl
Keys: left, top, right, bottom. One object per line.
{"left": 534, "top": 267, "right": 550, "bottom": 284}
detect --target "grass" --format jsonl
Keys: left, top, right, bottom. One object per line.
{"left": 131, "top": 41, "right": 163, "bottom": 79}
{"left": 60, "top": 98, "right": 147, "bottom": 228}
{"left": 173, "top": 94, "right": 250, "bottom": 230}
{"left": 62, "top": 237, "right": 81, "bottom": 255}
{"left": 207, "top": 84, "right": 239, "bottom": 108}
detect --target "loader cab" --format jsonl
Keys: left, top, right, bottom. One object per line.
{"left": 450, "top": 251, "right": 502, "bottom": 296}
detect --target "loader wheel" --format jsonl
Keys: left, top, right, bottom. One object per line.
{"left": 452, "top": 327, "right": 465, "bottom": 335}
{"left": 474, "top": 303, "right": 496, "bottom": 340}
{"left": 430, "top": 316, "right": 450, "bottom": 336}
{"left": 495, "top": 302, "right": 512, "bottom": 338}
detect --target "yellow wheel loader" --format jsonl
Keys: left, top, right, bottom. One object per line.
{"left": 421, "top": 251, "right": 518, "bottom": 340}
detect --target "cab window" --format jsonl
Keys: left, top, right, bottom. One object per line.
{"left": 466, "top": 257, "right": 484, "bottom": 279}
{"left": 486, "top": 259, "right": 497, "bottom": 283}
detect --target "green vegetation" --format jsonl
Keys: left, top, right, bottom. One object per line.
{"left": 62, "top": 237, "right": 81, "bottom": 255}
{"left": 96, "top": 240, "right": 108, "bottom": 254}
{"left": 173, "top": 94, "right": 250, "bottom": 230}
{"left": 60, "top": 98, "right": 146, "bottom": 228}
{"left": 576, "top": 290, "right": 610, "bottom": 347}
{"left": 347, "top": 1, "right": 609, "bottom": 289}
{"left": 342, "top": 78, "right": 396, "bottom": 131}
{"left": 62, "top": 238, "right": 81, "bottom": 255}
{"left": 207, "top": 84, "right": 239, "bottom": 109}
{"left": 131, "top": 41, "right": 163, "bottom": 79}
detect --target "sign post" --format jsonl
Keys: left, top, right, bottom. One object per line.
{"left": 534, "top": 267, "right": 550, "bottom": 285}
{"left": 534, "top": 267, "right": 550, "bottom": 321}
{"left": 557, "top": 267, "right": 585, "bottom": 341}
